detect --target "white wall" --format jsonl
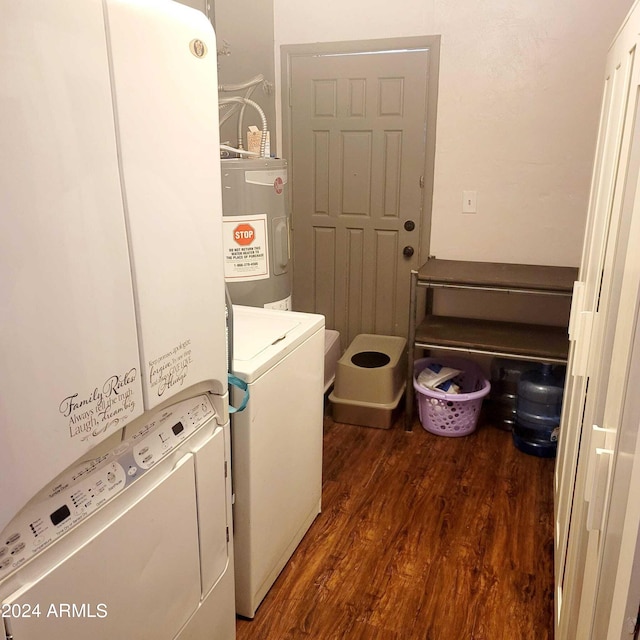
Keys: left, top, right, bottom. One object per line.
{"left": 274, "top": 0, "right": 634, "bottom": 267}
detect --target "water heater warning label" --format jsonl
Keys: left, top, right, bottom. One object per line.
{"left": 223, "top": 214, "right": 269, "bottom": 281}
{"left": 233, "top": 223, "right": 255, "bottom": 245}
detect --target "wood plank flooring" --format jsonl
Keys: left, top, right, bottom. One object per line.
{"left": 236, "top": 409, "right": 555, "bottom": 640}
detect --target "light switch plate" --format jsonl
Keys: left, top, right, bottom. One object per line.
{"left": 462, "top": 190, "right": 477, "bottom": 213}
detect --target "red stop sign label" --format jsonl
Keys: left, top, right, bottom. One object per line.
{"left": 233, "top": 223, "right": 255, "bottom": 246}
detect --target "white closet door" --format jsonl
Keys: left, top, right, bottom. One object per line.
{"left": 105, "top": 0, "right": 228, "bottom": 408}
{"left": 592, "top": 235, "right": 640, "bottom": 638}
{"left": 556, "top": 2, "right": 640, "bottom": 636}
{"left": 0, "top": 1, "right": 143, "bottom": 534}
{"left": 555, "top": 23, "right": 634, "bottom": 624}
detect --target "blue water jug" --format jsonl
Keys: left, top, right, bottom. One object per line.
{"left": 513, "top": 364, "right": 565, "bottom": 458}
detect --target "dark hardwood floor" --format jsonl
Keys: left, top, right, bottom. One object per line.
{"left": 236, "top": 407, "right": 555, "bottom": 640}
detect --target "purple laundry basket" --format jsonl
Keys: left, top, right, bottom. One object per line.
{"left": 413, "top": 356, "right": 491, "bottom": 437}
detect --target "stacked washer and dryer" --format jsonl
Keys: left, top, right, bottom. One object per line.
{"left": 1, "top": 3, "right": 235, "bottom": 639}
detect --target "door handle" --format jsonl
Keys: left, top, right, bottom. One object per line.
{"left": 586, "top": 448, "right": 612, "bottom": 532}
{"left": 403, "top": 246, "right": 414, "bottom": 258}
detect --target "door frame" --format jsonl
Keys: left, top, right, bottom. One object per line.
{"left": 280, "top": 36, "right": 441, "bottom": 298}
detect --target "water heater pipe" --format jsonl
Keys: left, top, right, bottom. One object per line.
{"left": 219, "top": 76, "right": 261, "bottom": 144}
{"left": 220, "top": 144, "right": 260, "bottom": 157}
{"left": 219, "top": 75, "right": 268, "bottom": 152}
{"left": 218, "top": 74, "right": 265, "bottom": 93}
{"left": 218, "top": 96, "right": 268, "bottom": 157}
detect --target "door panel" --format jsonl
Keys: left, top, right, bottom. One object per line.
{"left": 555, "top": 23, "right": 635, "bottom": 616}
{"left": 106, "top": 0, "right": 228, "bottom": 405}
{"left": 287, "top": 41, "right": 438, "bottom": 345}
{"left": 0, "top": 0, "right": 144, "bottom": 535}
{"left": 592, "top": 283, "right": 640, "bottom": 638}
{"left": 555, "top": 5, "right": 640, "bottom": 636}
{"left": 3, "top": 455, "right": 202, "bottom": 640}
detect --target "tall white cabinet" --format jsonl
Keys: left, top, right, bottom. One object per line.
{"left": 556, "top": 1, "right": 640, "bottom": 637}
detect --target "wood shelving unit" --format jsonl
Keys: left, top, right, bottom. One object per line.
{"left": 406, "top": 258, "right": 578, "bottom": 430}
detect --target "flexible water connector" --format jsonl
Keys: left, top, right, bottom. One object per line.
{"left": 218, "top": 75, "right": 270, "bottom": 153}
{"left": 218, "top": 74, "right": 265, "bottom": 93}
{"left": 218, "top": 97, "right": 268, "bottom": 157}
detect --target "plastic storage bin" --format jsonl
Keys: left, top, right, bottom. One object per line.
{"left": 413, "top": 357, "right": 490, "bottom": 437}
{"left": 330, "top": 334, "right": 406, "bottom": 429}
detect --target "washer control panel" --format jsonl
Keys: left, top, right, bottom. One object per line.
{"left": 0, "top": 395, "right": 216, "bottom": 580}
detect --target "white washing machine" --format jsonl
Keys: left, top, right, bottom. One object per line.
{"left": 230, "top": 306, "right": 325, "bottom": 618}
{"left": 0, "top": 394, "right": 235, "bottom": 640}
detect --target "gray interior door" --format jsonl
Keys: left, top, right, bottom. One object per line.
{"left": 286, "top": 39, "right": 438, "bottom": 347}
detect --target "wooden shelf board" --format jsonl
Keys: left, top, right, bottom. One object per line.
{"left": 415, "top": 315, "right": 570, "bottom": 362}
{"left": 417, "top": 258, "right": 577, "bottom": 294}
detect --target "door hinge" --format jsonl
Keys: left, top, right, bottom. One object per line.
{"left": 419, "top": 176, "right": 424, "bottom": 188}
{"left": 226, "top": 526, "right": 230, "bottom": 543}
{"left": 224, "top": 460, "right": 228, "bottom": 478}
{"left": 568, "top": 281, "right": 584, "bottom": 341}
{"left": 572, "top": 309, "right": 594, "bottom": 377}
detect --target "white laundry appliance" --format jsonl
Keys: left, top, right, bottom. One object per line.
{"left": 0, "top": 1, "right": 234, "bottom": 638}
{"left": 0, "top": 395, "right": 234, "bottom": 640}
{"left": 230, "top": 305, "right": 325, "bottom": 618}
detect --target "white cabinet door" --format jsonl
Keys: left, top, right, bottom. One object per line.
{"left": 0, "top": 0, "right": 144, "bottom": 534}
{"left": 554, "top": 23, "right": 632, "bottom": 583}
{"left": 556, "top": 2, "right": 640, "bottom": 636}
{"left": 554, "top": 19, "right": 634, "bottom": 626}
{"left": 592, "top": 256, "right": 640, "bottom": 638}
{"left": 106, "top": 0, "right": 228, "bottom": 408}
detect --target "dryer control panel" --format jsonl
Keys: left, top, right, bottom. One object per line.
{"left": 0, "top": 395, "right": 216, "bottom": 581}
